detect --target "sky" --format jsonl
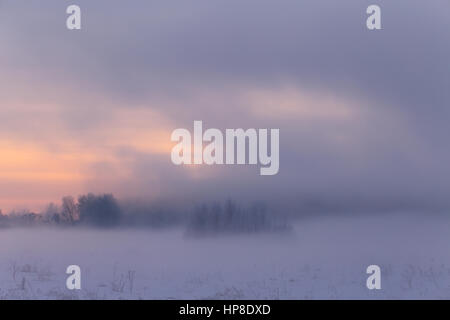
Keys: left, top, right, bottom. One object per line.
{"left": 0, "top": 0, "right": 449, "bottom": 213}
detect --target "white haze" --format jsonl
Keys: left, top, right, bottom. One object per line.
{"left": 1, "top": 213, "right": 450, "bottom": 299}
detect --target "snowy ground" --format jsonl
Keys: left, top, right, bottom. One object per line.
{"left": 1, "top": 213, "right": 450, "bottom": 299}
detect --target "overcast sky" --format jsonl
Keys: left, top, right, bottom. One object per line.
{"left": 0, "top": 0, "right": 449, "bottom": 212}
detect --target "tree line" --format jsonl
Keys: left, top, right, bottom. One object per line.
{"left": 0, "top": 195, "right": 291, "bottom": 234}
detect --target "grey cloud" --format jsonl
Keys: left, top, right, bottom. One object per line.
{"left": 1, "top": 0, "right": 450, "bottom": 212}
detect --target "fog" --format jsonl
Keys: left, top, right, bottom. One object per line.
{"left": 1, "top": 1, "right": 450, "bottom": 212}
{"left": 1, "top": 0, "right": 450, "bottom": 300}
{"left": 1, "top": 213, "right": 450, "bottom": 299}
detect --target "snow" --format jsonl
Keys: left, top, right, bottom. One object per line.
{"left": 1, "top": 213, "right": 450, "bottom": 299}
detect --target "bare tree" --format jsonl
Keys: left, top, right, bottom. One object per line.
{"left": 0, "top": 209, "right": 7, "bottom": 227}
{"left": 44, "top": 202, "right": 59, "bottom": 223}
{"left": 61, "top": 196, "right": 78, "bottom": 224}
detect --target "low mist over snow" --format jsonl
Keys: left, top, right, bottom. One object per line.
{"left": 1, "top": 213, "right": 450, "bottom": 299}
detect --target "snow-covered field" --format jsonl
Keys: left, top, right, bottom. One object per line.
{"left": 1, "top": 213, "right": 450, "bottom": 299}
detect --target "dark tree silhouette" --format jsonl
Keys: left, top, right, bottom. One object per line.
{"left": 77, "top": 193, "right": 122, "bottom": 227}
